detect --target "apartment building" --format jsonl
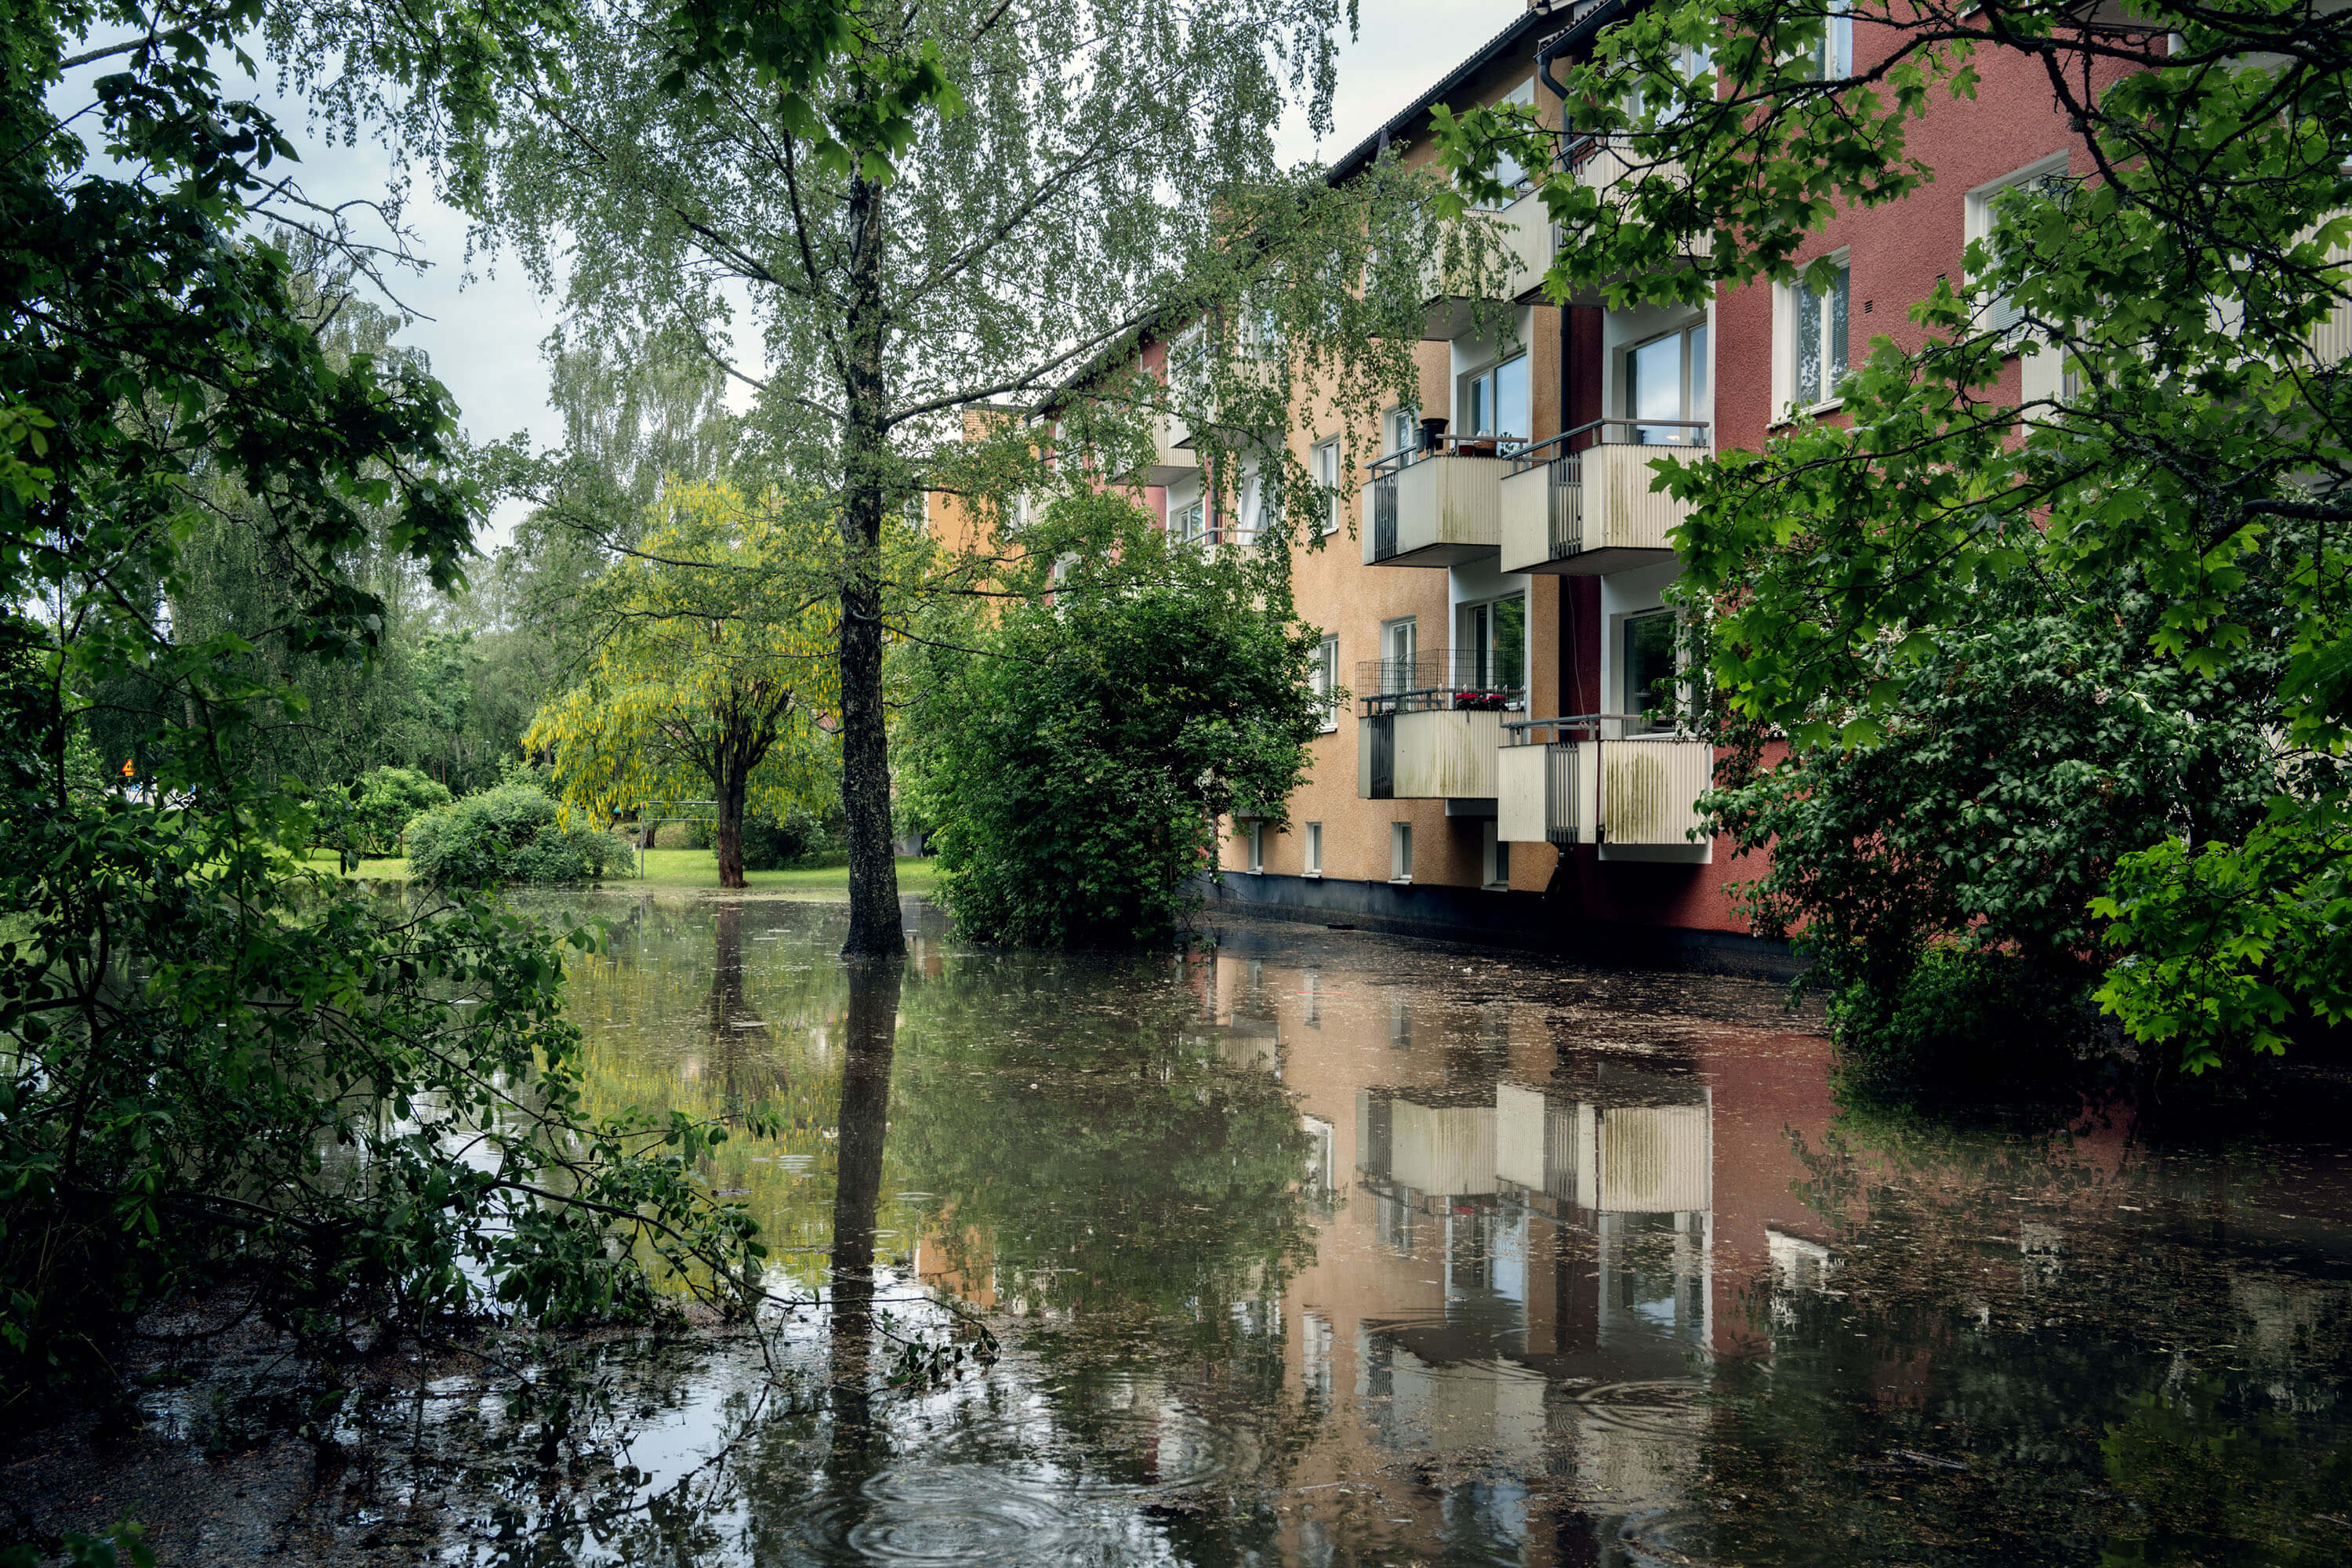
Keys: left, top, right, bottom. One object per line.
{"left": 1187, "top": 0, "right": 2111, "bottom": 964}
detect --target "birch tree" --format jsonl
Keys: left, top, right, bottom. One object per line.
{"left": 436, "top": 0, "right": 1490, "bottom": 954}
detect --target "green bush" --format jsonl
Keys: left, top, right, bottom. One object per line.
{"left": 401, "top": 783, "right": 627, "bottom": 886}
{"left": 352, "top": 766, "right": 451, "bottom": 855}
{"left": 901, "top": 497, "right": 1321, "bottom": 947}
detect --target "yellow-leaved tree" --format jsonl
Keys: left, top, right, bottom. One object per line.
{"left": 527, "top": 481, "right": 838, "bottom": 887}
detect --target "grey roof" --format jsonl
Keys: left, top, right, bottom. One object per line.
{"left": 1323, "top": 4, "right": 1562, "bottom": 185}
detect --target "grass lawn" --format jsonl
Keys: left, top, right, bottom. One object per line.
{"left": 300, "top": 847, "right": 938, "bottom": 895}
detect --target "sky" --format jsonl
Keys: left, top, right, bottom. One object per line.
{"left": 232, "top": 0, "right": 1526, "bottom": 547}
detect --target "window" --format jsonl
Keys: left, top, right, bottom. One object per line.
{"left": 1390, "top": 822, "right": 1413, "bottom": 883}
{"left": 1310, "top": 635, "right": 1341, "bottom": 731}
{"left": 1246, "top": 821, "right": 1265, "bottom": 873}
{"left": 1305, "top": 822, "right": 1323, "bottom": 876}
{"left": 1175, "top": 498, "right": 1206, "bottom": 546}
{"left": 1965, "top": 153, "right": 2071, "bottom": 336}
{"left": 1623, "top": 611, "right": 1679, "bottom": 730}
{"left": 1312, "top": 438, "right": 1342, "bottom": 535}
{"left": 1794, "top": 0, "right": 1852, "bottom": 79}
{"left": 1381, "top": 616, "right": 1418, "bottom": 693}
{"left": 1461, "top": 354, "right": 1530, "bottom": 448}
{"left": 1483, "top": 820, "right": 1511, "bottom": 889}
{"left": 1628, "top": 321, "right": 1709, "bottom": 444}
{"left": 1250, "top": 467, "right": 1280, "bottom": 544}
{"left": 1385, "top": 405, "right": 1421, "bottom": 457}
{"left": 1629, "top": 42, "right": 1715, "bottom": 125}
{"left": 1474, "top": 80, "right": 1537, "bottom": 207}
{"left": 1779, "top": 252, "right": 1850, "bottom": 413}
{"left": 1458, "top": 593, "right": 1527, "bottom": 702}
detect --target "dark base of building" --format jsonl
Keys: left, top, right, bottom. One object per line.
{"left": 1195, "top": 872, "right": 1803, "bottom": 981}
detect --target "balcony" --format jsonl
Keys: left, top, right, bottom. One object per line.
{"left": 1495, "top": 715, "right": 1713, "bottom": 847}
{"left": 1356, "top": 651, "right": 1522, "bottom": 800}
{"left": 1498, "top": 419, "right": 1707, "bottom": 575}
{"left": 1363, "top": 436, "right": 1511, "bottom": 567}
{"left": 1548, "top": 134, "right": 1713, "bottom": 308}
{"left": 1137, "top": 409, "right": 1197, "bottom": 487}
{"left": 1417, "top": 191, "right": 1556, "bottom": 339}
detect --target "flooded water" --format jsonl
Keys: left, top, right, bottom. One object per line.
{"left": 187, "top": 892, "right": 2352, "bottom": 1563}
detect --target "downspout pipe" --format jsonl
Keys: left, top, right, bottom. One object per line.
{"left": 1535, "top": 0, "right": 1626, "bottom": 104}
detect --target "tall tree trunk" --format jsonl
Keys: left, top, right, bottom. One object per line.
{"left": 714, "top": 749, "right": 748, "bottom": 888}
{"left": 837, "top": 167, "right": 905, "bottom": 956}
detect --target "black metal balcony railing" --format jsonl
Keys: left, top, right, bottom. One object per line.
{"left": 1507, "top": 417, "right": 1708, "bottom": 561}
{"left": 1356, "top": 648, "right": 1526, "bottom": 717}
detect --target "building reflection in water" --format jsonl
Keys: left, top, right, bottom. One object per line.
{"left": 546, "top": 899, "right": 2352, "bottom": 1568}
{"left": 1156, "top": 934, "right": 1846, "bottom": 1568}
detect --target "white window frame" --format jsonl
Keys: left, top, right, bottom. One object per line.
{"left": 1384, "top": 405, "right": 1421, "bottom": 458}
{"left": 1474, "top": 79, "right": 1538, "bottom": 209}
{"left": 1246, "top": 820, "right": 1265, "bottom": 874}
{"left": 1312, "top": 437, "right": 1342, "bottom": 535}
{"left": 1482, "top": 820, "right": 1510, "bottom": 890}
{"left": 1390, "top": 822, "right": 1413, "bottom": 884}
{"left": 1305, "top": 822, "right": 1323, "bottom": 877}
{"left": 1459, "top": 352, "right": 1530, "bottom": 446}
{"left": 1794, "top": 0, "right": 1852, "bottom": 79}
{"left": 1629, "top": 42, "right": 1715, "bottom": 126}
{"left": 1311, "top": 634, "right": 1341, "bottom": 732}
{"left": 1965, "top": 151, "right": 2071, "bottom": 337}
{"left": 1624, "top": 319, "right": 1711, "bottom": 439}
{"left": 1773, "top": 249, "right": 1851, "bottom": 418}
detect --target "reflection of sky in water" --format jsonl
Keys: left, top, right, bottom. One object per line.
{"left": 166, "top": 890, "right": 2352, "bottom": 1568}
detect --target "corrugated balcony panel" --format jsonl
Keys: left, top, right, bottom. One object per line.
{"left": 1550, "top": 136, "right": 1714, "bottom": 309}
{"left": 1389, "top": 1098, "right": 1497, "bottom": 1197}
{"left": 1418, "top": 193, "right": 1555, "bottom": 337}
{"left": 2309, "top": 218, "right": 2350, "bottom": 365}
{"left": 1141, "top": 410, "right": 1198, "bottom": 487}
{"left": 1497, "top": 738, "right": 1594, "bottom": 845}
{"left": 1599, "top": 735, "right": 1713, "bottom": 847}
{"left": 1362, "top": 452, "right": 1506, "bottom": 567}
{"left": 1358, "top": 708, "right": 1503, "bottom": 800}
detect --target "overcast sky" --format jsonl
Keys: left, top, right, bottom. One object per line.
{"left": 242, "top": 0, "right": 1524, "bottom": 546}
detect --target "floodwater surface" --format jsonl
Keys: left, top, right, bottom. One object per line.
{"left": 163, "top": 892, "right": 2352, "bottom": 1564}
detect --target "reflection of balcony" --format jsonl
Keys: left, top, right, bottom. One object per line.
{"left": 1499, "top": 419, "right": 1708, "bottom": 575}
{"left": 1496, "top": 716, "right": 1713, "bottom": 847}
{"left": 1495, "top": 1075, "right": 1711, "bottom": 1216}
{"left": 1356, "top": 652, "right": 1521, "bottom": 800}
{"left": 1363, "top": 439, "right": 1509, "bottom": 566}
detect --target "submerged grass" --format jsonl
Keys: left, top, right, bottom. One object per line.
{"left": 300, "top": 847, "right": 939, "bottom": 894}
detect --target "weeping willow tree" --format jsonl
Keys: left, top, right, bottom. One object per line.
{"left": 396, "top": 0, "right": 1508, "bottom": 954}
{"left": 527, "top": 480, "right": 844, "bottom": 885}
